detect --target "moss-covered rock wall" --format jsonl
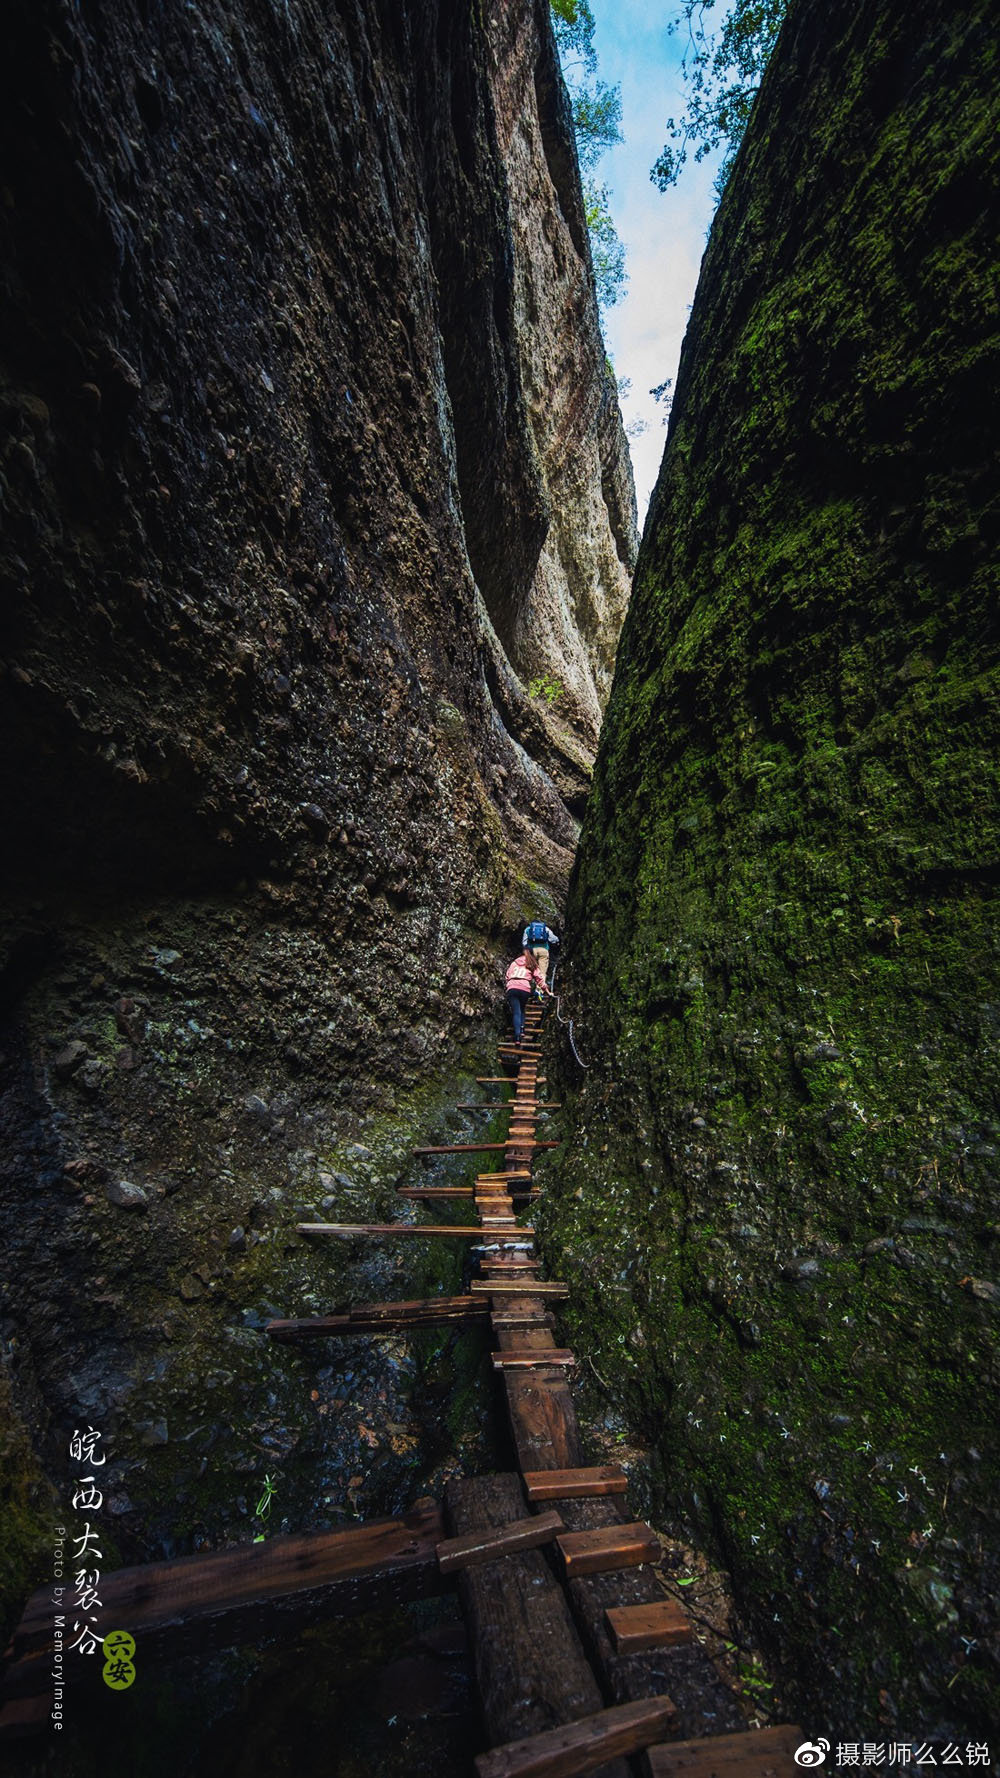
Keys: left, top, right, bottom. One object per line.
{"left": 559, "top": 0, "right": 1000, "bottom": 1737}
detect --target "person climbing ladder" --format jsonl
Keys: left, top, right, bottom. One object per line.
{"left": 505, "top": 946, "right": 549, "bottom": 1044}
{"left": 521, "top": 917, "right": 560, "bottom": 984}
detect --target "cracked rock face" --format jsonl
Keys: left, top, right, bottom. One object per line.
{"left": 561, "top": 0, "right": 1000, "bottom": 1742}
{"left": 0, "top": 0, "right": 633, "bottom": 1624}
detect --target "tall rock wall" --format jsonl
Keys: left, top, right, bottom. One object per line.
{"left": 561, "top": 0, "right": 999, "bottom": 1737}
{"left": 0, "top": 0, "right": 633, "bottom": 1597}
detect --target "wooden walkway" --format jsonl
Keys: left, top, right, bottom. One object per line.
{"left": 1, "top": 995, "right": 800, "bottom": 1770}
{"left": 274, "top": 994, "right": 801, "bottom": 1774}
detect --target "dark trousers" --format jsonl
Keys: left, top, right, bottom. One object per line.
{"left": 506, "top": 989, "right": 529, "bottom": 1041}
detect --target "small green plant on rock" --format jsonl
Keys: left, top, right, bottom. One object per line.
{"left": 528, "top": 673, "right": 565, "bottom": 705}
{"left": 252, "top": 1473, "right": 276, "bottom": 1542}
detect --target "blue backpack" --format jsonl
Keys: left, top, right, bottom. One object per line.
{"left": 526, "top": 921, "right": 548, "bottom": 944}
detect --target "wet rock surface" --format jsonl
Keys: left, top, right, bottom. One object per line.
{"left": 560, "top": 0, "right": 1000, "bottom": 1744}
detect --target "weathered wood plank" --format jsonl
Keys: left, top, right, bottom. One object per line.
{"left": 267, "top": 1297, "right": 489, "bottom": 1338}
{"left": 646, "top": 1726, "right": 805, "bottom": 1778}
{"left": 605, "top": 1600, "right": 692, "bottom": 1653}
{"left": 470, "top": 1280, "right": 569, "bottom": 1297}
{"left": 496, "top": 1323, "right": 558, "bottom": 1349}
{"left": 491, "top": 1311, "right": 557, "bottom": 1330}
{"left": 492, "top": 1350, "right": 576, "bottom": 1370}
{"left": 503, "top": 1371, "right": 586, "bottom": 1473}
{"left": 398, "top": 1186, "right": 477, "bottom": 1199}
{"left": 437, "top": 1509, "right": 564, "bottom": 1574}
{"left": 557, "top": 1524, "right": 660, "bottom": 1578}
{"left": 349, "top": 1294, "right": 479, "bottom": 1322}
{"left": 523, "top": 1468, "right": 628, "bottom": 1503}
{"left": 9, "top": 1503, "right": 449, "bottom": 1671}
{"left": 458, "top": 1103, "right": 561, "bottom": 1111}
{"left": 475, "top": 1695, "right": 678, "bottom": 1778}
{"left": 446, "top": 1475, "right": 628, "bottom": 1778}
{"left": 476, "top": 1077, "right": 547, "bottom": 1084}
{"left": 411, "top": 1142, "right": 557, "bottom": 1155}
{"left": 297, "top": 1223, "right": 528, "bottom": 1240}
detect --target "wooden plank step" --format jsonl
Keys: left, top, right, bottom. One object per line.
{"left": 267, "top": 1298, "right": 490, "bottom": 1338}
{"left": 557, "top": 1523, "right": 660, "bottom": 1578}
{"left": 477, "top": 1170, "right": 533, "bottom": 1183}
{"left": 398, "top": 1186, "right": 477, "bottom": 1199}
{"left": 606, "top": 1599, "right": 692, "bottom": 1653}
{"left": 398, "top": 1186, "right": 538, "bottom": 1202}
{"left": 413, "top": 1143, "right": 514, "bottom": 1156}
{"left": 477, "top": 1077, "right": 547, "bottom": 1084}
{"left": 348, "top": 1294, "right": 478, "bottom": 1322}
{"left": 7, "top": 1503, "right": 448, "bottom": 1674}
{"left": 523, "top": 1466, "right": 628, "bottom": 1503}
{"left": 458, "top": 1103, "right": 560, "bottom": 1111}
{"left": 298, "top": 1223, "right": 527, "bottom": 1241}
{"left": 411, "top": 1142, "right": 558, "bottom": 1155}
{"left": 493, "top": 1350, "right": 576, "bottom": 1369}
{"left": 491, "top": 1311, "right": 557, "bottom": 1330}
{"left": 502, "top": 1374, "right": 585, "bottom": 1476}
{"left": 475, "top": 1694, "right": 677, "bottom": 1778}
{"left": 471, "top": 1279, "right": 569, "bottom": 1298}
{"left": 646, "top": 1726, "right": 805, "bottom": 1778}
{"left": 436, "top": 1509, "right": 564, "bottom": 1575}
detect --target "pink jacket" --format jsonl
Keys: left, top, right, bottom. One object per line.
{"left": 506, "top": 956, "right": 543, "bottom": 993}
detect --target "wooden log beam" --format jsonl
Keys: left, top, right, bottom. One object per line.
{"left": 446, "top": 1474, "right": 629, "bottom": 1778}
{"left": 8, "top": 1503, "right": 449, "bottom": 1676}
{"left": 502, "top": 1371, "right": 587, "bottom": 1473}
{"left": 552, "top": 1498, "right": 748, "bottom": 1731}
{"left": 436, "top": 1509, "right": 564, "bottom": 1574}
{"left": 474, "top": 1695, "right": 677, "bottom": 1778}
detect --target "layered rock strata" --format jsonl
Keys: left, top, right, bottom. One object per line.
{"left": 0, "top": 0, "right": 632, "bottom": 1609}
{"left": 561, "top": 0, "right": 999, "bottom": 1737}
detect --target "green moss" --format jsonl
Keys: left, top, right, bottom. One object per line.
{"left": 561, "top": 0, "right": 1000, "bottom": 1738}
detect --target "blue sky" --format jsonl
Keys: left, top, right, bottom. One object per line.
{"left": 584, "top": 1, "right": 724, "bottom": 527}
